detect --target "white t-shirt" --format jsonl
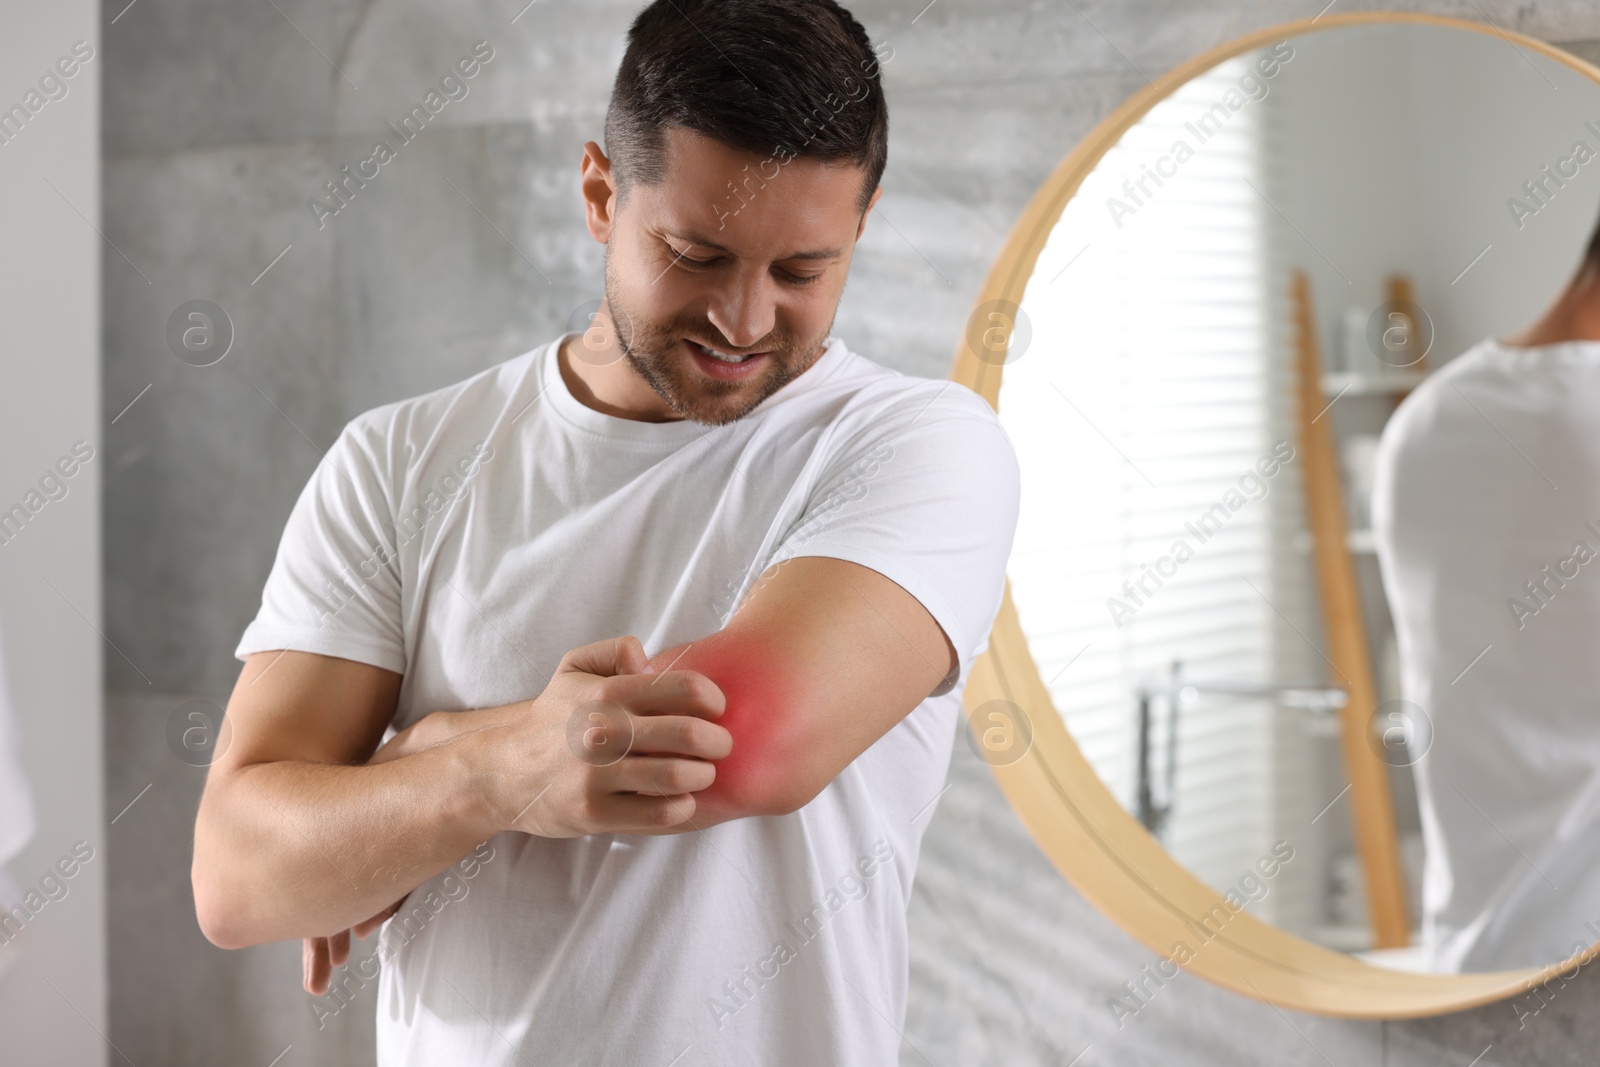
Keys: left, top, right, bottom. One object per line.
{"left": 235, "top": 331, "right": 1021, "bottom": 1065}
{"left": 1372, "top": 336, "right": 1600, "bottom": 972}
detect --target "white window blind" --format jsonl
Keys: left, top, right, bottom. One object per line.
{"left": 998, "top": 53, "right": 1318, "bottom": 920}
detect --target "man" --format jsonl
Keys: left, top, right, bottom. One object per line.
{"left": 190, "top": 1, "right": 1021, "bottom": 1063}
{"left": 1371, "top": 209, "right": 1600, "bottom": 971}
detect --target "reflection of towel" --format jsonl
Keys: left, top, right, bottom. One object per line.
{"left": 0, "top": 609, "right": 36, "bottom": 978}
{"left": 0, "top": 862, "right": 16, "bottom": 981}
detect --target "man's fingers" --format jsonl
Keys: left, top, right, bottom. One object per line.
{"left": 604, "top": 670, "right": 726, "bottom": 719}
{"left": 559, "top": 635, "right": 651, "bottom": 679}
{"left": 306, "top": 908, "right": 392, "bottom": 998}
{"left": 629, "top": 713, "right": 732, "bottom": 760}
{"left": 589, "top": 790, "right": 700, "bottom": 832}
{"left": 605, "top": 755, "right": 717, "bottom": 796}
{"left": 329, "top": 928, "right": 350, "bottom": 969}
{"left": 303, "top": 936, "right": 331, "bottom": 996}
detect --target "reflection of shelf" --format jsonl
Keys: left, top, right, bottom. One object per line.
{"left": 1313, "top": 924, "right": 1425, "bottom": 958}
{"left": 1356, "top": 943, "right": 1435, "bottom": 973}
{"left": 1301, "top": 714, "right": 1341, "bottom": 739}
{"left": 1312, "top": 923, "right": 1373, "bottom": 953}
{"left": 1292, "top": 528, "right": 1377, "bottom": 555}
{"left": 1297, "top": 271, "right": 1416, "bottom": 951}
{"left": 1321, "top": 371, "right": 1427, "bottom": 396}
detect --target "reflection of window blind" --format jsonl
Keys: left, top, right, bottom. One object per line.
{"left": 1001, "top": 54, "right": 1314, "bottom": 909}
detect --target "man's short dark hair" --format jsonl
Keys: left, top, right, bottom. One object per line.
{"left": 604, "top": 0, "right": 889, "bottom": 216}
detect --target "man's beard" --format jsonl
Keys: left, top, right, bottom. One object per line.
{"left": 602, "top": 250, "right": 829, "bottom": 427}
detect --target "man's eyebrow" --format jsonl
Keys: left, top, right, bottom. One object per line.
{"left": 663, "top": 229, "right": 844, "bottom": 262}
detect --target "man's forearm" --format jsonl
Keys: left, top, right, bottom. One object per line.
{"left": 193, "top": 726, "right": 497, "bottom": 948}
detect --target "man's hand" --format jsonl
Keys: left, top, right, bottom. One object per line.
{"left": 451, "top": 634, "right": 734, "bottom": 836}
{"left": 301, "top": 893, "right": 407, "bottom": 996}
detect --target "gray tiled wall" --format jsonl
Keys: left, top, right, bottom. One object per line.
{"left": 102, "top": 1, "right": 1600, "bottom": 1063}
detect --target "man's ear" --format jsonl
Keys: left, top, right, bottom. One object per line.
{"left": 856, "top": 184, "right": 883, "bottom": 239}
{"left": 580, "top": 140, "right": 618, "bottom": 243}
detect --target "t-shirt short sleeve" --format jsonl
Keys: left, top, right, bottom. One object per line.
{"left": 234, "top": 416, "right": 407, "bottom": 675}
{"left": 764, "top": 381, "right": 1021, "bottom": 695}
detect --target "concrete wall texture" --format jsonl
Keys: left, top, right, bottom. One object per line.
{"left": 101, "top": 1, "right": 1600, "bottom": 1063}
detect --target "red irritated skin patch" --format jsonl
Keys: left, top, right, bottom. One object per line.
{"left": 643, "top": 628, "right": 812, "bottom": 822}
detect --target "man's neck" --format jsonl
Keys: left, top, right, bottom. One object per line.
{"left": 1502, "top": 267, "right": 1600, "bottom": 347}
{"left": 557, "top": 334, "right": 683, "bottom": 423}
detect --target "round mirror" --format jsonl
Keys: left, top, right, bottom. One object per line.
{"left": 953, "top": 11, "right": 1600, "bottom": 1015}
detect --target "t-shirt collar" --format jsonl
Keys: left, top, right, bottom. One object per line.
{"left": 541, "top": 330, "right": 847, "bottom": 444}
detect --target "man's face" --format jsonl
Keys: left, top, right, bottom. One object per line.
{"left": 583, "top": 126, "right": 881, "bottom": 426}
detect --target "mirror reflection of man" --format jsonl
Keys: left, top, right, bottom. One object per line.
{"left": 1373, "top": 206, "right": 1600, "bottom": 972}
{"left": 189, "top": 1, "right": 1021, "bottom": 1062}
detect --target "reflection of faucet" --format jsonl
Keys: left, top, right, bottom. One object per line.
{"left": 1133, "top": 660, "right": 1348, "bottom": 840}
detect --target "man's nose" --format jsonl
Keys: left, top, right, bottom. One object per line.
{"left": 704, "top": 269, "right": 777, "bottom": 350}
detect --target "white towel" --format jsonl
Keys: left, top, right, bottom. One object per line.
{"left": 0, "top": 608, "right": 36, "bottom": 889}
{"left": 0, "top": 611, "right": 34, "bottom": 982}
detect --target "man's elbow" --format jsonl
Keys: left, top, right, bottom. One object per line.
{"left": 693, "top": 738, "right": 820, "bottom": 819}
{"left": 192, "top": 859, "right": 252, "bottom": 950}
{"left": 724, "top": 744, "right": 828, "bottom": 818}
{"left": 746, "top": 780, "right": 805, "bottom": 819}
{"left": 649, "top": 631, "right": 828, "bottom": 818}
{"left": 191, "top": 794, "right": 268, "bottom": 950}
{"left": 729, "top": 684, "right": 835, "bottom": 816}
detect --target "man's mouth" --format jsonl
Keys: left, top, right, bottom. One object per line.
{"left": 686, "top": 339, "right": 766, "bottom": 363}
{"left": 684, "top": 339, "right": 770, "bottom": 380}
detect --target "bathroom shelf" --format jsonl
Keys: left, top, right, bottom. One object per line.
{"left": 1291, "top": 528, "right": 1378, "bottom": 555}
{"left": 1321, "top": 371, "right": 1427, "bottom": 396}
{"left": 1346, "top": 528, "right": 1377, "bottom": 554}
{"left": 1312, "top": 922, "right": 1374, "bottom": 953}
{"left": 1293, "top": 267, "right": 1415, "bottom": 951}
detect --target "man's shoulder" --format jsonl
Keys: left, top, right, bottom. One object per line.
{"left": 808, "top": 339, "right": 1003, "bottom": 437}
{"left": 1383, "top": 338, "right": 1498, "bottom": 436}
{"left": 785, "top": 342, "right": 1018, "bottom": 510}
{"left": 341, "top": 343, "right": 547, "bottom": 454}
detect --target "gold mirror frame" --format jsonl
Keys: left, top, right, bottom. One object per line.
{"left": 950, "top": 10, "right": 1600, "bottom": 1018}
